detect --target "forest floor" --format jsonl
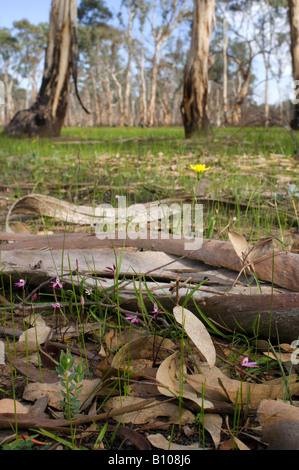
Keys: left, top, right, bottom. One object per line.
{"left": 0, "top": 126, "right": 298, "bottom": 453}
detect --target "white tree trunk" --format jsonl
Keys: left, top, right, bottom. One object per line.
{"left": 181, "top": 0, "right": 215, "bottom": 137}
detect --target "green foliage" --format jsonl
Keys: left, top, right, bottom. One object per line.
{"left": 56, "top": 348, "right": 85, "bottom": 419}
{"left": 78, "top": 0, "right": 113, "bottom": 27}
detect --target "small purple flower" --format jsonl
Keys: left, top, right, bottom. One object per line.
{"left": 240, "top": 356, "right": 258, "bottom": 368}
{"left": 52, "top": 302, "right": 61, "bottom": 309}
{"left": 151, "top": 302, "right": 163, "bottom": 315}
{"left": 51, "top": 276, "right": 64, "bottom": 289}
{"left": 31, "top": 293, "right": 38, "bottom": 302}
{"left": 85, "top": 288, "right": 92, "bottom": 296}
{"left": 125, "top": 313, "right": 139, "bottom": 324}
{"left": 106, "top": 264, "right": 117, "bottom": 281}
{"left": 106, "top": 264, "right": 116, "bottom": 273}
{"left": 14, "top": 279, "right": 26, "bottom": 287}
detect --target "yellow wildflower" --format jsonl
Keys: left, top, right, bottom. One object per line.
{"left": 190, "top": 164, "right": 210, "bottom": 174}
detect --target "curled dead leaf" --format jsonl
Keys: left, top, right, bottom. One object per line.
{"left": 218, "top": 374, "right": 299, "bottom": 408}
{"left": 156, "top": 351, "right": 214, "bottom": 409}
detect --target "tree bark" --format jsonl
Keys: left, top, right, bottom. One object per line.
{"left": 222, "top": 18, "right": 229, "bottom": 125}
{"left": 3, "top": 0, "right": 87, "bottom": 137}
{"left": 288, "top": 0, "right": 299, "bottom": 129}
{"left": 230, "top": 42, "right": 253, "bottom": 126}
{"left": 180, "top": 0, "right": 215, "bottom": 138}
{"left": 137, "top": 29, "right": 148, "bottom": 127}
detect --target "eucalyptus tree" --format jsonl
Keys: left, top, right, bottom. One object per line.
{"left": 78, "top": 0, "right": 114, "bottom": 125}
{"left": 13, "top": 20, "right": 48, "bottom": 106}
{"left": 180, "top": 0, "right": 215, "bottom": 137}
{"left": 0, "top": 28, "right": 21, "bottom": 122}
{"left": 147, "top": 0, "right": 190, "bottom": 127}
{"left": 4, "top": 0, "right": 88, "bottom": 137}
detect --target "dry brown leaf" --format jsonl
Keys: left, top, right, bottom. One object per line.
{"left": 111, "top": 335, "right": 175, "bottom": 370}
{"left": 0, "top": 399, "right": 29, "bottom": 414}
{"left": 228, "top": 230, "right": 250, "bottom": 266}
{"left": 14, "top": 324, "right": 51, "bottom": 354}
{"left": 147, "top": 433, "right": 201, "bottom": 450}
{"left": 219, "top": 375, "right": 299, "bottom": 407}
{"left": 101, "top": 396, "right": 194, "bottom": 425}
{"left": 258, "top": 398, "right": 299, "bottom": 427}
{"left": 200, "top": 413, "right": 223, "bottom": 448}
{"left": 258, "top": 399, "right": 299, "bottom": 450}
{"left": 185, "top": 368, "right": 230, "bottom": 403}
{"left": 22, "top": 379, "right": 100, "bottom": 411}
{"left": 156, "top": 351, "right": 214, "bottom": 409}
{"left": 231, "top": 436, "right": 251, "bottom": 450}
{"left": 173, "top": 306, "right": 216, "bottom": 368}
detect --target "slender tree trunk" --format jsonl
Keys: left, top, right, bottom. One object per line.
{"left": 104, "top": 64, "right": 112, "bottom": 127}
{"left": 223, "top": 18, "right": 229, "bottom": 125}
{"left": 264, "top": 62, "right": 270, "bottom": 127}
{"left": 89, "top": 68, "right": 100, "bottom": 126}
{"left": 111, "top": 71, "right": 125, "bottom": 127}
{"left": 147, "top": 44, "right": 161, "bottom": 127}
{"left": 180, "top": 0, "right": 215, "bottom": 138}
{"left": 288, "top": 0, "right": 299, "bottom": 129}
{"left": 231, "top": 43, "right": 253, "bottom": 126}
{"left": 124, "top": 6, "right": 137, "bottom": 127}
{"left": 137, "top": 29, "right": 148, "bottom": 127}
{"left": 3, "top": 0, "right": 87, "bottom": 137}
{"left": 4, "top": 74, "right": 14, "bottom": 123}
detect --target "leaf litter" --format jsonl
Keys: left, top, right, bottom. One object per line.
{"left": 0, "top": 194, "right": 298, "bottom": 450}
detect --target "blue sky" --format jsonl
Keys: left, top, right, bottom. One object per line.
{"left": 0, "top": 0, "right": 122, "bottom": 28}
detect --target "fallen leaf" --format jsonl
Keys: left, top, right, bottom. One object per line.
{"left": 156, "top": 351, "right": 214, "bottom": 409}
{"left": 14, "top": 323, "right": 51, "bottom": 354}
{"left": 101, "top": 396, "right": 194, "bottom": 425}
{"left": 258, "top": 398, "right": 299, "bottom": 427}
{"left": 173, "top": 306, "right": 216, "bottom": 367}
{"left": 22, "top": 379, "right": 101, "bottom": 411}
{"left": 185, "top": 364, "right": 230, "bottom": 403}
{"left": 111, "top": 335, "right": 175, "bottom": 370}
{"left": 0, "top": 399, "right": 29, "bottom": 414}
{"left": 147, "top": 433, "right": 201, "bottom": 450}
{"left": 219, "top": 375, "right": 299, "bottom": 408}
{"left": 199, "top": 413, "right": 223, "bottom": 449}
{"left": 117, "top": 426, "right": 151, "bottom": 450}
{"left": 228, "top": 230, "right": 250, "bottom": 268}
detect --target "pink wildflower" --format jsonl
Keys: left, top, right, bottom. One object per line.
{"left": 125, "top": 313, "right": 139, "bottom": 324}
{"left": 14, "top": 279, "right": 26, "bottom": 287}
{"left": 240, "top": 356, "right": 258, "bottom": 368}
{"left": 51, "top": 276, "right": 64, "bottom": 289}
{"left": 52, "top": 302, "right": 61, "bottom": 309}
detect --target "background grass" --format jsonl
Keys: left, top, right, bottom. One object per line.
{"left": 0, "top": 126, "right": 298, "bottom": 243}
